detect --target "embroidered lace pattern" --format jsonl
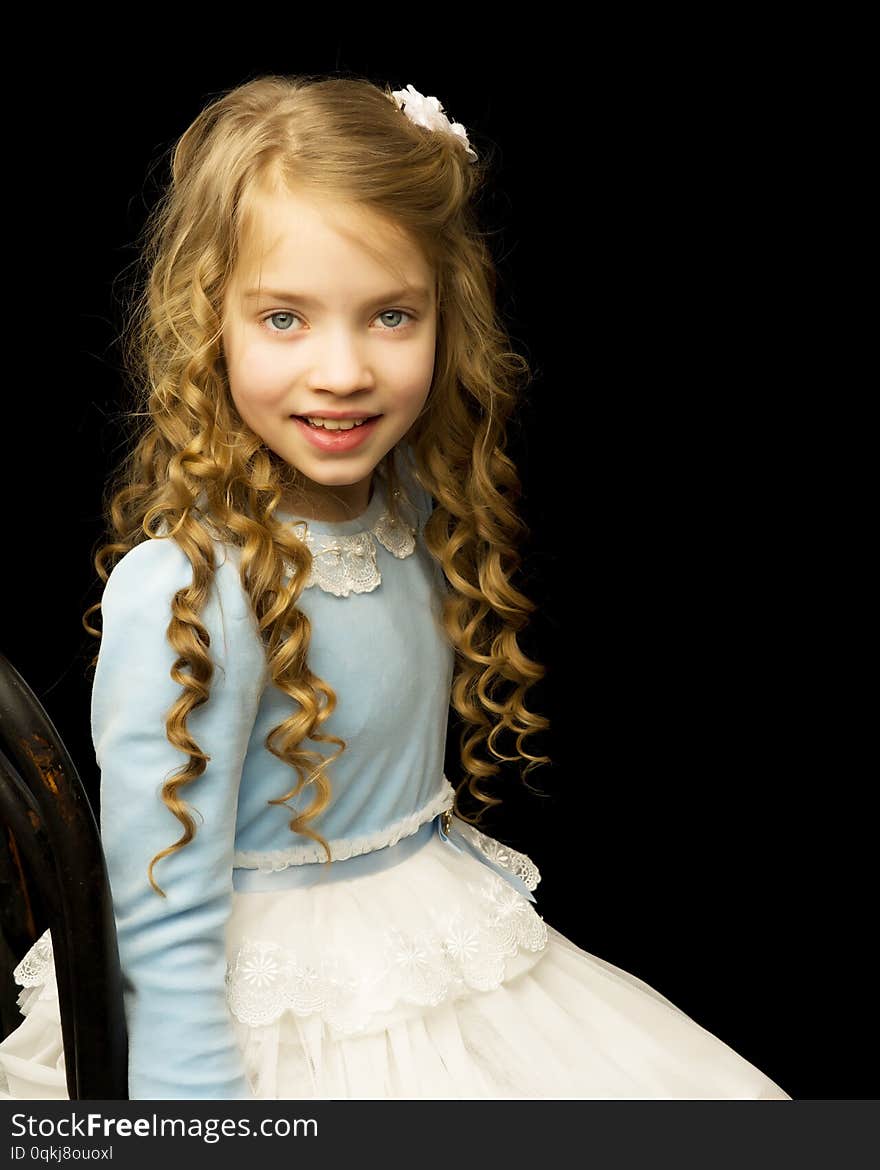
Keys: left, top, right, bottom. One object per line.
{"left": 13, "top": 931, "right": 53, "bottom": 988}
{"left": 451, "top": 821, "right": 542, "bottom": 892}
{"left": 283, "top": 505, "right": 417, "bottom": 598}
{"left": 225, "top": 866, "right": 549, "bottom": 1034}
{"left": 233, "top": 779, "right": 456, "bottom": 871}
{"left": 11, "top": 930, "right": 57, "bottom": 1013}
{"left": 12, "top": 814, "right": 547, "bottom": 1034}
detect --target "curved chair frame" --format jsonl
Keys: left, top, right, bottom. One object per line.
{"left": 0, "top": 650, "right": 127, "bottom": 1099}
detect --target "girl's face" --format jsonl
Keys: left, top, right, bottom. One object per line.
{"left": 222, "top": 188, "right": 437, "bottom": 520}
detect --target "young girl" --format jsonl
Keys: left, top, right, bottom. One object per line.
{"left": 0, "top": 74, "right": 791, "bottom": 1101}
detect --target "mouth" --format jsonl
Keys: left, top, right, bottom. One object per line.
{"left": 290, "top": 414, "right": 382, "bottom": 451}
{"left": 292, "top": 414, "right": 382, "bottom": 428}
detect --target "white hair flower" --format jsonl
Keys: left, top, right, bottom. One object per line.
{"left": 390, "top": 84, "right": 478, "bottom": 163}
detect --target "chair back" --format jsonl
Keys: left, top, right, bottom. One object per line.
{"left": 0, "top": 650, "right": 128, "bottom": 1099}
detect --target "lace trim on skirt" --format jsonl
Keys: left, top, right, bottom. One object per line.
{"left": 225, "top": 857, "right": 548, "bottom": 1035}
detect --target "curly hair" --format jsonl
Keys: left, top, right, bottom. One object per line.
{"left": 82, "top": 72, "right": 551, "bottom": 897}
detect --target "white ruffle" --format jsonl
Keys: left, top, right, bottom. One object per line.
{"left": 228, "top": 921, "right": 793, "bottom": 1100}
{"left": 13, "top": 930, "right": 53, "bottom": 991}
{"left": 226, "top": 827, "right": 792, "bottom": 1099}
{"left": 233, "top": 780, "right": 455, "bottom": 871}
{"left": 11, "top": 932, "right": 57, "bottom": 1017}
{"left": 451, "top": 820, "right": 541, "bottom": 893}
{"left": 225, "top": 855, "right": 548, "bottom": 1036}
{"left": 0, "top": 829, "right": 794, "bottom": 1101}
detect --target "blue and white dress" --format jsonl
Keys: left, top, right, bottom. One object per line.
{"left": 0, "top": 451, "right": 791, "bottom": 1100}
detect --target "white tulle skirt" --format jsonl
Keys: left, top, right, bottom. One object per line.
{"left": 0, "top": 820, "right": 792, "bottom": 1100}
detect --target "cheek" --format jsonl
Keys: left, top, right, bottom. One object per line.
{"left": 229, "top": 345, "right": 291, "bottom": 406}
{"left": 382, "top": 381, "right": 433, "bottom": 430}
{"left": 389, "top": 336, "right": 436, "bottom": 398}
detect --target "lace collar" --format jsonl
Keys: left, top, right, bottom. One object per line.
{"left": 276, "top": 477, "right": 418, "bottom": 598}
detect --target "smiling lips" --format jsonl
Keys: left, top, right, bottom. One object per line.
{"left": 291, "top": 414, "right": 381, "bottom": 451}
{"left": 293, "top": 411, "right": 380, "bottom": 421}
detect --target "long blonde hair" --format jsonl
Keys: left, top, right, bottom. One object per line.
{"left": 83, "top": 73, "right": 551, "bottom": 897}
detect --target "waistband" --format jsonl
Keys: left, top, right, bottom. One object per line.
{"left": 232, "top": 816, "right": 435, "bottom": 892}
{"left": 232, "top": 811, "right": 537, "bottom": 903}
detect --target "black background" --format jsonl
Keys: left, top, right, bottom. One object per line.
{"left": 2, "top": 30, "right": 872, "bottom": 1102}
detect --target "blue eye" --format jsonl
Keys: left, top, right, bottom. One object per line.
{"left": 376, "top": 309, "right": 412, "bottom": 330}
{"left": 260, "top": 309, "right": 414, "bottom": 334}
{"left": 263, "top": 311, "right": 301, "bottom": 333}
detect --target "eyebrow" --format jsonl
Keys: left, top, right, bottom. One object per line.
{"left": 244, "top": 285, "right": 432, "bottom": 306}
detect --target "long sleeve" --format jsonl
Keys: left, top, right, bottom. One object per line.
{"left": 91, "top": 536, "right": 267, "bottom": 1100}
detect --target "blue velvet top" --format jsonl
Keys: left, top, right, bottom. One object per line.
{"left": 91, "top": 448, "right": 455, "bottom": 1099}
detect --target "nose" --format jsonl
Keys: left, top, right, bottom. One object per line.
{"left": 304, "top": 325, "right": 376, "bottom": 395}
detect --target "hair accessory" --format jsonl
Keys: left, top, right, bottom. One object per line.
{"left": 389, "top": 84, "right": 478, "bottom": 163}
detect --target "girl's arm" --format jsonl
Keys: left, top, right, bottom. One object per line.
{"left": 91, "top": 537, "right": 266, "bottom": 1100}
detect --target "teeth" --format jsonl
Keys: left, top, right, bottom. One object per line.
{"left": 305, "top": 417, "right": 371, "bottom": 430}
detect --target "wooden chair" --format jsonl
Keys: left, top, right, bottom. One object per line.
{"left": 0, "top": 650, "right": 127, "bottom": 1099}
